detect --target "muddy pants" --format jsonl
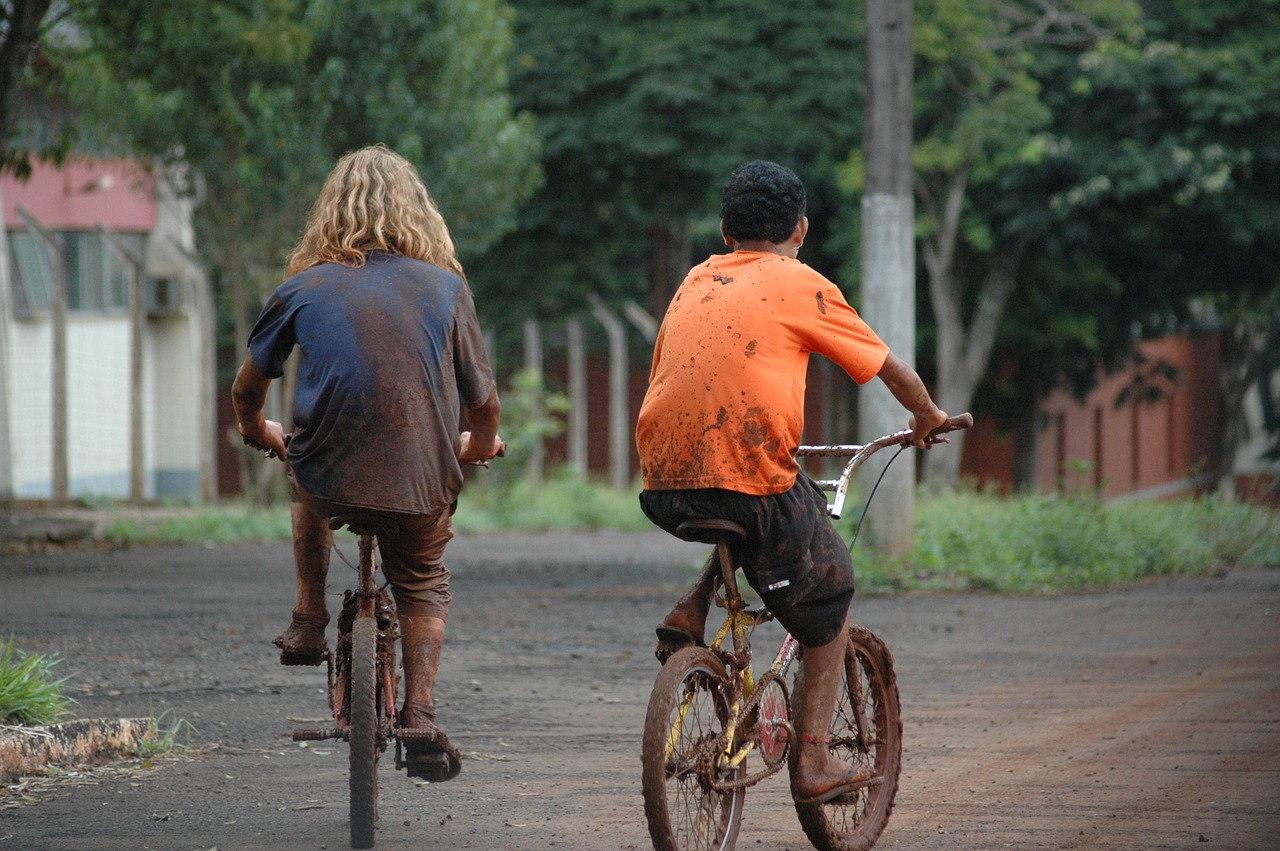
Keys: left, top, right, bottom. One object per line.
{"left": 289, "top": 469, "right": 454, "bottom": 620}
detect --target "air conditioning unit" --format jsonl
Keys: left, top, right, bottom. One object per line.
{"left": 146, "top": 277, "right": 187, "bottom": 316}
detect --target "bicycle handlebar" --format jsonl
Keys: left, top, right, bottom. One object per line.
{"left": 798, "top": 412, "right": 973, "bottom": 520}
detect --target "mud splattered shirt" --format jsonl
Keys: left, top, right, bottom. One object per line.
{"left": 247, "top": 253, "right": 494, "bottom": 515}
{"left": 637, "top": 251, "right": 889, "bottom": 495}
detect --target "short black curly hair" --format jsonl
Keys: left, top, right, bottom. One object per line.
{"left": 719, "top": 160, "right": 806, "bottom": 244}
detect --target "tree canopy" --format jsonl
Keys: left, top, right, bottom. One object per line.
{"left": 469, "top": 0, "right": 864, "bottom": 333}
{"left": 56, "top": 0, "right": 541, "bottom": 348}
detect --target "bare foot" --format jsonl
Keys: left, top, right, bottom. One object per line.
{"left": 792, "top": 754, "right": 872, "bottom": 804}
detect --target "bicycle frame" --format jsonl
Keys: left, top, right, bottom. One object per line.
{"left": 672, "top": 414, "right": 974, "bottom": 790}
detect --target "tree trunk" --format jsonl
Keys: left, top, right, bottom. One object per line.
{"left": 648, "top": 221, "right": 691, "bottom": 316}
{"left": 1011, "top": 378, "right": 1043, "bottom": 493}
{"left": 1214, "top": 320, "right": 1261, "bottom": 501}
{"left": 918, "top": 179, "right": 1027, "bottom": 489}
{"left": 0, "top": 1, "right": 54, "bottom": 162}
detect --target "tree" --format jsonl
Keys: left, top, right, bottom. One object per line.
{"left": 57, "top": 0, "right": 540, "bottom": 498}
{"left": 0, "top": 0, "right": 57, "bottom": 173}
{"left": 1011, "top": 0, "right": 1280, "bottom": 492}
{"left": 63, "top": 0, "right": 539, "bottom": 346}
{"left": 471, "top": 0, "right": 864, "bottom": 336}
{"left": 865, "top": 0, "right": 1141, "bottom": 489}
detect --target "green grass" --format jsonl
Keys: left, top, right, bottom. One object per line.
{"left": 454, "top": 469, "right": 654, "bottom": 532}
{"left": 129, "top": 705, "right": 195, "bottom": 759}
{"left": 94, "top": 481, "right": 1279, "bottom": 597}
{"left": 0, "top": 635, "right": 77, "bottom": 726}
{"left": 846, "top": 488, "right": 1280, "bottom": 595}
{"left": 101, "top": 503, "right": 294, "bottom": 545}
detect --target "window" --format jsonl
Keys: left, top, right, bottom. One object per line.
{"left": 7, "top": 229, "right": 147, "bottom": 314}
{"left": 9, "top": 231, "right": 52, "bottom": 314}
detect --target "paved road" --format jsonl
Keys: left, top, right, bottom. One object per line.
{"left": 1, "top": 532, "right": 1277, "bottom": 850}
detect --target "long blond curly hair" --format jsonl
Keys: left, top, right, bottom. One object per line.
{"left": 284, "top": 145, "right": 463, "bottom": 278}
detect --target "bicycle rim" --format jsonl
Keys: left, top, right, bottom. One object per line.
{"left": 792, "top": 625, "right": 902, "bottom": 851}
{"left": 641, "top": 647, "right": 745, "bottom": 851}
{"left": 349, "top": 616, "right": 379, "bottom": 848}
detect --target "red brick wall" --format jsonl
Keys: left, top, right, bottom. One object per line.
{"left": 962, "top": 334, "right": 1221, "bottom": 497}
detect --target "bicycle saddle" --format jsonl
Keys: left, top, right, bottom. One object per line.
{"left": 674, "top": 519, "right": 747, "bottom": 544}
{"left": 327, "top": 511, "right": 405, "bottom": 535}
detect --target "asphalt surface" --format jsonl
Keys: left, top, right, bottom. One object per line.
{"left": 0, "top": 529, "right": 1277, "bottom": 850}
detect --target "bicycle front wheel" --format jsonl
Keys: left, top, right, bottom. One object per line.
{"left": 792, "top": 625, "right": 902, "bottom": 851}
{"left": 349, "top": 616, "right": 379, "bottom": 849}
{"left": 641, "top": 647, "right": 745, "bottom": 851}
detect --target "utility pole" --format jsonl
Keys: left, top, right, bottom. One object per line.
{"left": 860, "top": 0, "right": 916, "bottom": 556}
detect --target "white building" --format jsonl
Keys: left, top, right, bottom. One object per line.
{"left": 0, "top": 157, "right": 214, "bottom": 501}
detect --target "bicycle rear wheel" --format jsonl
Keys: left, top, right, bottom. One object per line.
{"left": 349, "top": 616, "right": 379, "bottom": 848}
{"left": 641, "top": 647, "right": 745, "bottom": 851}
{"left": 792, "top": 625, "right": 902, "bottom": 851}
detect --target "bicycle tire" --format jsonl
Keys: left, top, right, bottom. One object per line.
{"left": 791, "top": 625, "right": 902, "bottom": 851}
{"left": 641, "top": 646, "right": 745, "bottom": 851}
{"left": 349, "top": 616, "right": 379, "bottom": 849}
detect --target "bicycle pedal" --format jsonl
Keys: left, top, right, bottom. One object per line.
{"left": 395, "top": 727, "right": 437, "bottom": 743}
{"left": 292, "top": 727, "right": 340, "bottom": 742}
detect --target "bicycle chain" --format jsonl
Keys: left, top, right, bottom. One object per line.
{"left": 699, "top": 670, "right": 795, "bottom": 793}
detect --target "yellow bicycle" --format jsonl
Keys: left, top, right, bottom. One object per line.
{"left": 641, "top": 414, "right": 972, "bottom": 851}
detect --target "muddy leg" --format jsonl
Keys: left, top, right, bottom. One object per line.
{"left": 398, "top": 615, "right": 446, "bottom": 727}
{"left": 657, "top": 555, "right": 719, "bottom": 645}
{"left": 291, "top": 502, "right": 332, "bottom": 620}
{"left": 791, "top": 611, "right": 866, "bottom": 802}
{"left": 272, "top": 504, "right": 332, "bottom": 664}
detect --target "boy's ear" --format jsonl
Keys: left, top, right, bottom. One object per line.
{"left": 721, "top": 220, "right": 735, "bottom": 248}
{"left": 792, "top": 216, "right": 809, "bottom": 247}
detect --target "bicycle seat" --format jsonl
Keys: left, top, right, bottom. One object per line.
{"left": 674, "top": 519, "right": 747, "bottom": 545}
{"left": 327, "top": 511, "right": 406, "bottom": 535}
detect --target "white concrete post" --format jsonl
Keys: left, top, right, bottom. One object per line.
{"left": 588, "top": 294, "right": 630, "bottom": 489}
{"left": 565, "top": 318, "right": 588, "bottom": 477}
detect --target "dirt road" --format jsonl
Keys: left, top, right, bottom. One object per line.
{"left": 1, "top": 531, "right": 1277, "bottom": 850}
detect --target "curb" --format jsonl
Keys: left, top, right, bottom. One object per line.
{"left": 0, "top": 718, "right": 150, "bottom": 784}
{"left": 0, "top": 514, "right": 95, "bottom": 550}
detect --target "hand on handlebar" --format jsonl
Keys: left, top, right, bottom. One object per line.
{"left": 908, "top": 412, "right": 975, "bottom": 449}
{"left": 908, "top": 407, "right": 950, "bottom": 449}
{"left": 240, "top": 418, "right": 288, "bottom": 460}
{"left": 459, "top": 431, "right": 506, "bottom": 466}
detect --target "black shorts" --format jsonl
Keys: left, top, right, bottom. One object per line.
{"left": 640, "top": 474, "right": 855, "bottom": 648}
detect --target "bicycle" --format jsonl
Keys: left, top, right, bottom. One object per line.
{"left": 285, "top": 455, "right": 497, "bottom": 849}
{"left": 289, "top": 512, "right": 412, "bottom": 849}
{"left": 640, "top": 413, "right": 972, "bottom": 851}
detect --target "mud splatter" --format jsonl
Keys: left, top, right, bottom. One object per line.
{"left": 701, "top": 407, "right": 729, "bottom": 435}
{"left": 745, "top": 340, "right": 758, "bottom": 358}
{"left": 713, "top": 275, "right": 734, "bottom": 285}
{"left": 815, "top": 291, "right": 827, "bottom": 315}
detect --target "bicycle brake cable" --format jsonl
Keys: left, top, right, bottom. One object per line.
{"left": 847, "top": 445, "right": 907, "bottom": 553}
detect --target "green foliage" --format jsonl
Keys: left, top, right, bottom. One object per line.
{"left": 129, "top": 705, "right": 194, "bottom": 758}
{"left": 483, "top": 368, "right": 570, "bottom": 483}
{"left": 0, "top": 636, "right": 77, "bottom": 726}
{"left": 100, "top": 504, "right": 293, "bottom": 545}
{"left": 471, "top": 0, "right": 863, "bottom": 326}
{"left": 57, "top": 0, "right": 541, "bottom": 357}
{"left": 848, "top": 488, "right": 1280, "bottom": 595}
{"left": 456, "top": 468, "right": 651, "bottom": 533}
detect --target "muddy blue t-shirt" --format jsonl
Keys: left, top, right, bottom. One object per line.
{"left": 247, "top": 253, "right": 494, "bottom": 515}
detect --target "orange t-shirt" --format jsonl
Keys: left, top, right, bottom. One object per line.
{"left": 636, "top": 251, "right": 890, "bottom": 495}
